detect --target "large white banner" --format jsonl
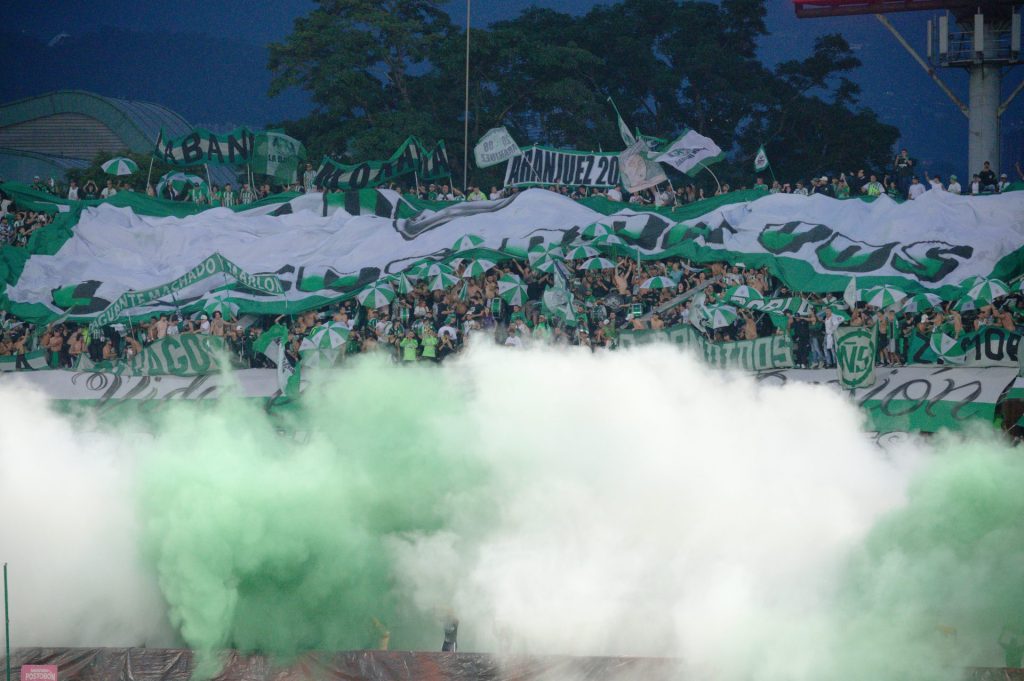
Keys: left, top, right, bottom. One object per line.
{"left": 654, "top": 129, "right": 724, "bottom": 176}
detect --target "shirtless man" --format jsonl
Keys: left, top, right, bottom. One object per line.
{"left": 154, "top": 315, "right": 169, "bottom": 340}
{"left": 742, "top": 310, "right": 758, "bottom": 340}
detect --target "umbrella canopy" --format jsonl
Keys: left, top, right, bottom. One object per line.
{"left": 565, "top": 245, "right": 599, "bottom": 260}
{"left": 640, "top": 276, "right": 676, "bottom": 290}
{"left": 952, "top": 297, "right": 977, "bottom": 313}
{"left": 357, "top": 281, "right": 396, "bottom": 308}
{"left": 901, "top": 292, "right": 942, "bottom": 314}
{"left": 701, "top": 304, "right": 739, "bottom": 328}
{"left": 101, "top": 156, "right": 139, "bottom": 176}
{"left": 298, "top": 337, "right": 337, "bottom": 368}
{"left": 461, "top": 259, "right": 497, "bottom": 278}
{"left": 156, "top": 171, "right": 206, "bottom": 197}
{"left": 577, "top": 257, "right": 616, "bottom": 271}
{"left": 201, "top": 295, "right": 238, "bottom": 320}
{"left": 929, "top": 331, "right": 966, "bottom": 364}
{"left": 390, "top": 272, "right": 417, "bottom": 295}
{"left": 724, "top": 285, "right": 764, "bottom": 306}
{"left": 452, "top": 234, "right": 485, "bottom": 253}
{"left": 579, "top": 222, "right": 612, "bottom": 239}
{"left": 308, "top": 324, "right": 350, "bottom": 350}
{"left": 425, "top": 263, "right": 455, "bottom": 278}
{"left": 429, "top": 271, "right": 460, "bottom": 291}
{"left": 859, "top": 285, "right": 907, "bottom": 309}
{"left": 528, "top": 243, "right": 565, "bottom": 264}
{"left": 497, "top": 274, "right": 528, "bottom": 306}
{"left": 531, "top": 255, "right": 563, "bottom": 274}
{"left": 964, "top": 278, "right": 1009, "bottom": 304}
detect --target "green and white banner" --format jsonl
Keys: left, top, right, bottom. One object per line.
{"left": 618, "top": 322, "right": 794, "bottom": 371}
{"left": 835, "top": 326, "right": 877, "bottom": 389}
{"left": 251, "top": 132, "right": 307, "bottom": 184}
{"left": 619, "top": 139, "right": 667, "bottom": 193}
{"left": 504, "top": 146, "right": 621, "bottom": 188}
{"left": 155, "top": 127, "right": 257, "bottom": 167}
{"left": 0, "top": 348, "right": 49, "bottom": 371}
{"left": 907, "top": 326, "right": 1021, "bottom": 370}
{"left": 654, "top": 128, "right": 724, "bottom": 177}
{"left": 76, "top": 335, "right": 240, "bottom": 376}
{"left": 315, "top": 137, "right": 451, "bottom": 190}
{"left": 474, "top": 127, "right": 521, "bottom": 169}
{"left": 4, "top": 187, "right": 1024, "bottom": 327}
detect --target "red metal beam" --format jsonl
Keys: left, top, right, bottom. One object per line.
{"left": 794, "top": 0, "right": 1023, "bottom": 18}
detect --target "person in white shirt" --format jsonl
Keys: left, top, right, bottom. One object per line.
{"left": 198, "top": 315, "right": 211, "bottom": 334}
{"left": 823, "top": 308, "right": 844, "bottom": 367}
{"left": 100, "top": 180, "right": 117, "bottom": 199}
{"left": 907, "top": 176, "right": 926, "bottom": 200}
{"left": 66, "top": 181, "right": 80, "bottom": 200}
{"left": 969, "top": 174, "right": 982, "bottom": 195}
{"left": 925, "top": 173, "right": 943, "bottom": 191}
{"left": 488, "top": 186, "right": 502, "bottom": 200}
{"left": 605, "top": 186, "right": 623, "bottom": 202}
{"left": 998, "top": 174, "right": 1010, "bottom": 192}
{"left": 947, "top": 174, "right": 961, "bottom": 195}
{"left": 504, "top": 328, "right": 522, "bottom": 347}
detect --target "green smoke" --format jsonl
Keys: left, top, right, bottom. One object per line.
{"left": 135, "top": 355, "right": 486, "bottom": 668}
{"left": 827, "top": 432, "right": 1024, "bottom": 680}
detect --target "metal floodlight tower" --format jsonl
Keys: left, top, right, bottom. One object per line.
{"left": 795, "top": 1, "right": 1024, "bottom": 175}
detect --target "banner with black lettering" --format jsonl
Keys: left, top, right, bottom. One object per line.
{"left": 504, "top": 146, "right": 621, "bottom": 188}
{"left": 155, "top": 127, "right": 257, "bottom": 167}
{"left": 315, "top": 137, "right": 451, "bottom": 191}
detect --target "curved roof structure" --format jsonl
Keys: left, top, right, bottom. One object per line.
{"left": 0, "top": 90, "right": 234, "bottom": 184}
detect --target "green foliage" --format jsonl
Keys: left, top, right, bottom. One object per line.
{"left": 268, "top": 0, "right": 901, "bottom": 189}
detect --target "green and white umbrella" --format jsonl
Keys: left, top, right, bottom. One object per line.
{"left": 531, "top": 255, "right": 563, "bottom": 274}
{"left": 357, "top": 281, "right": 396, "bottom": 308}
{"left": 964, "top": 278, "right": 1009, "bottom": 304}
{"left": 929, "top": 331, "right": 966, "bottom": 364}
{"left": 101, "top": 156, "right": 139, "bottom": 176}
{"left": 952, "top": 296, "right": 977, "bottom": 313}
{"left": 577, "top": 257, "right": 616, "bottom": 271}
{"left": 497, "top": 274, "right": 528, "bottom": 306}
{"left": 389, "top": 272, "right": 417, "bottom": 295}
{"left": 405, "top": 260, "right": 434, "bottom": 280}
{"left": 461, "top": 259, "right": 496, "bottom": 278}
{"left": 298, "top": 337, "right": 337, "bottom": 369}
{"left": 156, "top": 171, "right": 206, "bottom": 197}
{"left": 901, "top": 292, "right": 942, "bottom": 314}
{"left": 640, "top": 276, "right": 676, "bottom": 290}
{"left": 723, "top": 285, "right": 764, "bottom": 306}
{"left": 701, "top": 304, "right": 739, "bottom": 329}
{"left": 425, "top": 263, "right": 454, "bottom": 278}
{"left": 528, "top": 243, "right": 565, "bottom": 264}
{"left": 308, "top": 323, "right": 350, "bottom": 350}
{"left": 580, "top": 222, "right": 612, "bottom": 239}
{"left": 591, "top": 234, "right": 626, "bottom": 248}
{"left": 429, "top": 271, "right": 460, "bottom": 291}
{"left": 201, "top": 295, "right": 238, "bottom": 320}
{"left": 452, "top": 234, "right": 485, "bottom": 253}
{"left": 859, "top": 285, "right": 907, "bottom": 309}
{"left": 565, "top": 244, "right": 599, "bottom": 260}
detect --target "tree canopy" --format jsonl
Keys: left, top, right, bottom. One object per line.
{"left": 268, "top": 0, "right": 899, "bottom": 188}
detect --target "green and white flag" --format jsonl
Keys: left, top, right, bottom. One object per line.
{"left": 252, "top": 132, "right": 306, "bottom": 184}
{"left": 654, "top": 128, "right": 724, "bottom": 177}
{"left": 835, "top": 326, "right": 877, "bottom": 389}
{"left": 474, "top": 127, "right": 521, "bottom": 169}
{"left": 754, "top": 145, "right": 769, "bottom": 173}
{"left": 155, "top": 127, "right": 256, "bottom": 167}
{"left": 619, "top": 140, "right": 667, "bottom": 193}
{"left": 609, "top": 98, "right": 637, "bottom": 147}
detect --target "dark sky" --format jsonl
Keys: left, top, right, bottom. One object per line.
{"left": 5, "top": 0, "right": 1023, "bottom": 178}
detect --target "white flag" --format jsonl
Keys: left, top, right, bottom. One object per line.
{"left": 654, "top": 129, "right": 724, "bottom": 177}
{"left": 619, "top": 140, "right": 668, "bottom": 193}
{"left": 473, "top": 127, "right": 522, "bottom": 168}
{"left": 843, "top": 276, "right": 858, "bottom": 311}
{"left": 754, "top": 145, "right": 769, "bottom": 172}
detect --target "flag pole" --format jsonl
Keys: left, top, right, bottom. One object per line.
{"left": 4, "top": 562, "right": 10, "bottom": 681}
{"left": 698, "top": 162, "right": 722, "bottom": 194}
{"left": 462, "top": 0, "right": 471, "bottom": 195}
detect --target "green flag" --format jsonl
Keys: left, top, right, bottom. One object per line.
{"left": 252, "top": 132, "right": 307, "bottom": 184}
{"left": 754, "top": 145, "right": 769, "bottom": 172}
{"left": 608, "top": 97, "right": 636, "bottom": 147}
{"left": 835, "top": 326, "right": 877, "bottom": 389}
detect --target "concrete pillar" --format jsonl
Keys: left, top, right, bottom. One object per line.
{"left": 967, "top": 64, "right": 1001, "bottom": 178}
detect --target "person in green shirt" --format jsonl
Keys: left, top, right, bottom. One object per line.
{"left": 420, "top": 327, "right": 439, "bottom": 362}
{"left": 399, "top": 330, "right": 419, "bottom": 362}
{"left": 209, "top": 184, "right": 223, "bottom": 207}
{"left": 836, "top": 177, "right": 851, "bottom": 199}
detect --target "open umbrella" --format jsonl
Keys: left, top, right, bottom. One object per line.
{"left": 298, "top": 337, "right": 338, "bottom": 369}
{"left": 308, "top": 324, "right": 350, "bottom": 350}
{"left": 497, "top": 274, "right": 528, "bottom": 306}
{"left": 425, "top": 263, "right": 454, "bottom": 278}
{"left": 452, "top": 234, "right": 485, "bottom": 253}
{"left": 701, "top": 304, "right": 739, "bottom": 328}
{"left": 429, "top": 270, "right": 460, "bottom": 291}
{"left": 723, "top": 285, "right": 764, "bottom": 306}
{"left": 101, "top": 157, "right": 139, "bottom": 176}
{"left": 156, "top": 171, "right": 206, "bottom": 198}
{"left": 201, "top": 295, "right": 238, "bottom": 320}
{"left": 952, "top": 297, "right": 977, "bottom": 313}
{"left": 531, "top": 255, "right": 564, "bottom": 274}
{"left": 528, "top": 243, "right": 565, "bottom": 264}
{"left": 859, "top": 285, "right": 907, "bottom": 309}
{"left": 461, "top": 259, "right": 497, "bottom": 278}
{"left": 964, "top": 278, "right": 1009, "bottom": 304}
{"left": 357, "top": 281, "right": 395, "bottom": 308}
{"left": 901, "top": 292, "right": 942, "bottom": 314}
{"left": 577, "top": 257, "right": 616, "bottom": 271}
{"left": 640, "top": 276, "right": 676, "bottom": 290}
{"left": 929, "top": 331, "right": 966, "bottom": 364}
{"left": 388, "top": 272, "right": 416, "bottom": 295}
{"left": 579, "top": 222, "right": 612, "bottom": 239}
{"left": 565, "top": 245, "right": 599, "bottom": 260}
